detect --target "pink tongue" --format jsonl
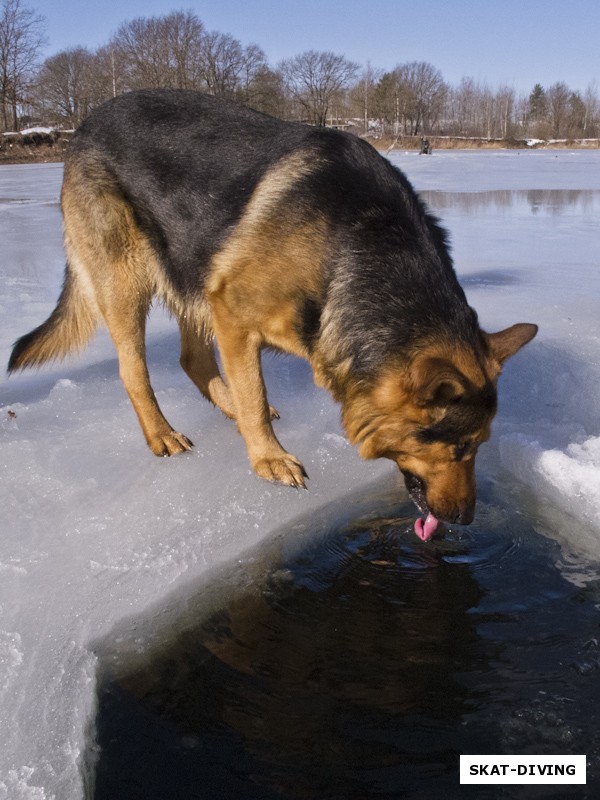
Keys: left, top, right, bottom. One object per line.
{"left": 414, "top": 513, "right": 440, "bottom": 541}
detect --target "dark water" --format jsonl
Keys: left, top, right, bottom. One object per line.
{"left": 89, "top": 479, "right": 600, "bottom": 799}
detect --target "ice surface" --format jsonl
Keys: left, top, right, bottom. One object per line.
{"left": 1, "top": 150, "right": 599, "bottom": 797}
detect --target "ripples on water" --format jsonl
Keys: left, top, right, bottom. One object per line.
{"left": 90, "top": 482, "right": 600, "bottom": 799}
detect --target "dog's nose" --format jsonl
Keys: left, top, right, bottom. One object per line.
{"left": 450, "top": 502, "right": 475, "bottom": 525}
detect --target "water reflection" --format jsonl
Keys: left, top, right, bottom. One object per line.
{"left": 90, "top": 485, "right": 600, "bottom": 799}
{"left": 459, "top": 269, "right": 522, "bottom": 289}
{"left": 421, "top": 189, "right": 600, "bottom": 216}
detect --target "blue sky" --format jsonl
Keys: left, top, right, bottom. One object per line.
{"left": 32, "top": 0, "right": 599, "bottom": 96}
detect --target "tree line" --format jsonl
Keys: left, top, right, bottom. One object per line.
{"left": 2, "top": 0, "right": 599, "bottom": 141}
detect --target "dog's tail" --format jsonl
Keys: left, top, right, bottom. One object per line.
{"left": 7, "top": 265, "right": 98, "bottom": 374}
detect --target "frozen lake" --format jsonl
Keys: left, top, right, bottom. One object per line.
{"left": 1, "top": 149, "right": 600, "bottom": 798}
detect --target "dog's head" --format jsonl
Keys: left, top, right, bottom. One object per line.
{"left": 341, "top": 323, "right": 537, "bottom": 531}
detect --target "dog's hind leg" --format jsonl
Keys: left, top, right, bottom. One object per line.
{"left": 61, "top": 163, "right": 193, "bottom": 457}
{"left": 178, "top": 318, "right": 280, "bottom": 422}
{"left": 178, "top": 319, "right": 237, "bottom": 419}
{"left": 103, "top": 292, "right": 194, "bottom": 457}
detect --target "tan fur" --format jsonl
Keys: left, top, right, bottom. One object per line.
{"left": 205, "top": 154, "right": 328, "bottom": 486}
{"left": 60, "top": 159, "right": 190, "bottom": 455}
{"left": 340, "top": 341, "right": 499, "bottom": 521}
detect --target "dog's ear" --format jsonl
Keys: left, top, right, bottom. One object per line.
{"left": 487, "top": 323, "right": 538, "bottom": 364}
{"left": 410, "top": 357, "right": 466, "bottom": 407}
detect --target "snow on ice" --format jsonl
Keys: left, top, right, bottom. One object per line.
{"left": 1, "top": 150, "right": 599, "bottom": 798}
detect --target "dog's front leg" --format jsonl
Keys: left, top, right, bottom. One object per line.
{"left": 211, "top": 310, "right": 307, "bottom": 488}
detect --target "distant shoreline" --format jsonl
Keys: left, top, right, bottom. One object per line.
{"left": 370, "top": 134, "right": 600, "bottom": 153}
{"left": 1, "top": 132, "right": 599, "bottom": 166}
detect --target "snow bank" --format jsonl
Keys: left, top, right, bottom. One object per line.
{"left": 500, "top": 434, "right": 600, "bottom": 531}
{"left": 3, "top": 128, "right": 55, "bottom": 137}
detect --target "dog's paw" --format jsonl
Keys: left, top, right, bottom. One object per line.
{"left": 253, "top": 453, "right": 308, "bottom": 488}
{"left": 149, "top": 431, "right": 194, "bottom": 457}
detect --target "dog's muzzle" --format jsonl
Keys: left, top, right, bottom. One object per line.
{"left": 401, "top": 470, "right": 475, "bottom": 526}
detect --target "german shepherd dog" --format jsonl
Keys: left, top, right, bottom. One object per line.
{"left": 8, "top": 90, "right": 537, "bottom": 539}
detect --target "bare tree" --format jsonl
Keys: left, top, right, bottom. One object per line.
{"left": 112, "top": 16, "right": 169, "bottom": 89}
{"left": 0, "top": 0, "right": 46, "bottom": 129}
{"left": 243, "top": 64, "right": 286, "bottom": 116}
{"left": 397, "top": 61, "right": 447, "bottom": 135}
{"left": 199, "top": 30, "right": 244, "bottom": 98}
{"left": 34, "top": 47, "right": 93, "bottom": 127}
{"left": 279, "top": 50, "right": 359, "bottom": 125}
{"left": 446, "top": 79, "right": 517, "bottom": 139}
{"left": 169, "top": 11, "right": 205, "bottom": 89}
{"left": 89, "top": 44, "right": 129, "bottom": 102}
{"left": 349, "top": 62, "right": 382, "bottom": 133}
{"left": 448, "top": 78, "right": 476, "bottom": 136}
{"left": 236, "top": 42, "right": 269, "bottom": 105}
{"left": 480, "top": 85, "right": 496, "bottom": 139}
{"left": 496, "top": 85, "right": 515, "bottom": 138}
{"left": 582, "top": 83, "right": 599, "bottom": 136}
{"left": 106, "top": 15, "right": 268, "bottom": 104}
{"left": 111, "top": 11, "right": 204, "bottom": 91}
{"left": 448, "top": 78, "right": 488, "bottom": 137}
{"left": 373, "top": 62, "right": 446, "bottom": 136}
